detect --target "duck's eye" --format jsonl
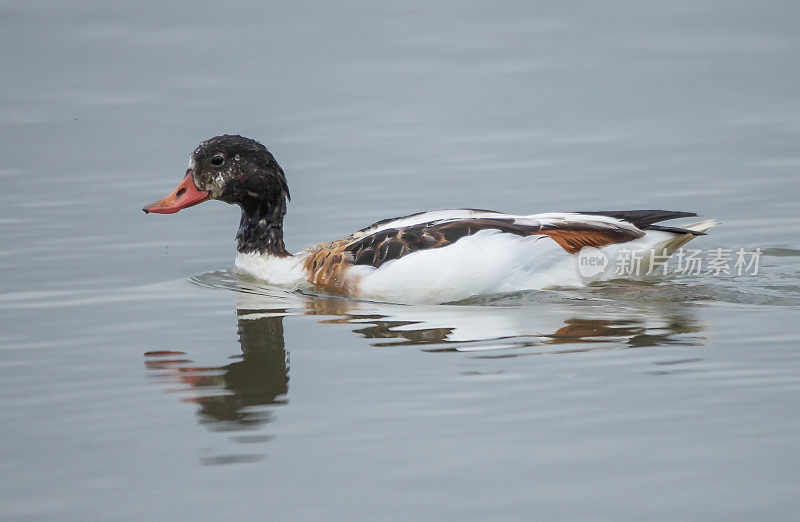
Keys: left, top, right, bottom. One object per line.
{"left": 210, "top": 155, "right": 225, "bottom": 166}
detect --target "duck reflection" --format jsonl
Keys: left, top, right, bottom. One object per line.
{"left": 303, "top": 293, "right": 704, "bottom": 355}
{"left": 145, "top": 308, "right": 289, "bottom": 431}
{"left": 146, "top": 273, "right": 705, "bottom": 435}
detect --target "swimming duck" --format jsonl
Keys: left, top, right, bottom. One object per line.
{"left": 144, "top": 135, "right": 716, "bottom": 304}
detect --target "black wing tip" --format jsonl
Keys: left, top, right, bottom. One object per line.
{"left": 644, "top": 224, "right": 706, "bottom": 235}
{"left": 578, "top": 210, "right": 699, "bottom": 228}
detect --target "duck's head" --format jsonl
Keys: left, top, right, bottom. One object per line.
{"left": 143, "top": 135, "right": 290, "bottom": 215}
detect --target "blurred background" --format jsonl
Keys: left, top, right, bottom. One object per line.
{"left": 1, "top": 1, "right": 799, "bottom": 520}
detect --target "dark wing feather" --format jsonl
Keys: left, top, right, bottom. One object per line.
{"left": 344, "top": 218, "right": 538, "bottom": 268}
{"left": 578, "top": 210, "right": 697, "bottom": 229}
{"left": 343, "top": 216, "right": 644, "bottom": 267}
{"left": 641, "top": 224, "right": 706, "bottom": 235}
{"left": 578, "top": 210, "right": 706, "bottom": 236}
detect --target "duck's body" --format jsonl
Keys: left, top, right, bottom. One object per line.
{"left": 144, "top": 135, "right": 716, "bottom": 304}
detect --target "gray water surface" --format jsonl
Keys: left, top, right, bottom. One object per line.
{"left": 2, "top": 1, "right": 800, "bottom": 520}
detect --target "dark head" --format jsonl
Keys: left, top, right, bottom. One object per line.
{"left": 143, "top": 135, "right": 289, "bottom": 215}
{"left": 144, "top": 135, "right": 292, "bottom": 255}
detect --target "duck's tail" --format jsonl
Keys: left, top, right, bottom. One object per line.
{"left": 628, "top": 218, "right": 717, "bottom": 275}
{"left": 657, "top": 219, "right": 719, "bottom": 256}
{"left": 576, "top": 209, "right": 718, "bottom": 264}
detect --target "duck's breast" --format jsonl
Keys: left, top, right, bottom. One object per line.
{"left": 235, "top": 252, "right": 307, "bottom": 289}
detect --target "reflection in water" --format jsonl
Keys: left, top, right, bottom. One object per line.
{"left": 145, "top": 270, "right": 706, "bottom": 449}
{"left": 335, "top": 313, "right": 702, "bottom": 354}
{"left": 145, "top": 309, "right": 289, "bottom": 432}
{"left": 301, "top": 289, "right": 704, "bottom": 355}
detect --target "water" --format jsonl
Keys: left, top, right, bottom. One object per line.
{"left": 1, "top": 1, "right": 799, "bottom": 519}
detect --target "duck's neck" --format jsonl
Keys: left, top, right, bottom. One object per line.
{"left": 236, "top": 198, "right": 291, "bottom": 257}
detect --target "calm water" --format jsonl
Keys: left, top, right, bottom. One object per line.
{"left": 2, "top": 1, "right": 800, "bottom": 520}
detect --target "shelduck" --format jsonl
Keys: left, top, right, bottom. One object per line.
{"left": 144, "top": 135, "right": 716, "bottom": 304}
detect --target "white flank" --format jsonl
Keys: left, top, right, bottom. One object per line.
{"left": 354, "top": 229, "right": 568, "bottom": 303}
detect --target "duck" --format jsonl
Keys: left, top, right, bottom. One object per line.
{"left": 143, "top": 135, "right": 716, "bottom": 304}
